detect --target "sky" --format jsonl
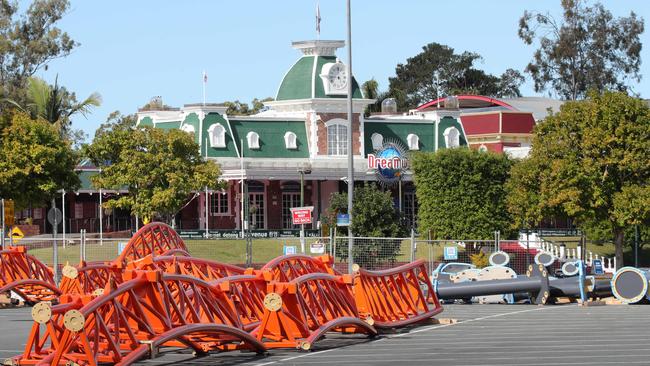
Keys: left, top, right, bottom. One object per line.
{"left": 27, "top": 0, "right": 650, "bottom": 140}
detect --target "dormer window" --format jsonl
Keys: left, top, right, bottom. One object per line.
{"left": 247, "top": 131, "right": 260, "bottom": 150}
{"left": 180, "top": 124, "right": 195, "bottom": 134}
{"left": 444, "top": 127, "right": 460, "bottom": 148}
{"left": 284, "top": 131, "right": 297, "bottom": 149}
{"left": 207, "top": 123, "right": 226, "bottom": 148}
{"left": 371, "top": 133, "right": 383, "bottom": 150}
{"left": 407, "top": 133, "right": 419, "bottom": 150}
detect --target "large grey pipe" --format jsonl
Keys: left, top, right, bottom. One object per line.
{"left": 611, "top": 267, "right": 650, "bottom": 304}
{"left": 436, "top": 264, "right": 550, "bottom": 304}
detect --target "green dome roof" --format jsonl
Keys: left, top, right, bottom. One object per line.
{"left": 276, "top": 55, "right": 364, "bottom": 101}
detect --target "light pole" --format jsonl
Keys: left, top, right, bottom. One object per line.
{"left": 298, "top": 168, "right": 312, "bottom": 253}
{"left": 346, "top": 0, "right": 355, "bottom": 273}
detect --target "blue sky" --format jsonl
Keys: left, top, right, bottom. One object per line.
{"left": 30, "top": 0, "right": 650, "bottom": 140}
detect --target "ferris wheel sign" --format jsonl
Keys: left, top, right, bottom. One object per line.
{"left": 367, "top": 141, "right": 409, "bottom": 185}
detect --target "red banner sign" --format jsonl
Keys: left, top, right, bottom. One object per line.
{"left": 291, "top": 206, "right": 313, "bottom": 225}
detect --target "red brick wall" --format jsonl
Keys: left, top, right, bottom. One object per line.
{"left": 316, "top": 113, "right": 361, "bottom": 155}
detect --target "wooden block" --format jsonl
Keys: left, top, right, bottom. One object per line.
{"left": 578, "top": 300, "right": 606, "bottom": 307}
{"left": 428, "top": 318, "right": 458, "bottom": 325}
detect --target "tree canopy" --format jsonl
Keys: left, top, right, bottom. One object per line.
{"left": 387, "top": 42, "right": 524, "bottom": 111}
{"left": 412, "top": 148, "right": 513, "bottom": 240}
{"left": 519, "top": 0, "right": 644, "bottom": 100}
{"left": 0, "top": 110, "right": 80, "bottom": 208}
{"left": 0, "top": 0, "right": 77, "bottom": 103}
{"left": 83, "top": 112, "right": 223, "bottom": 223}
{"left": 325, "top": 184, "right": 405, "bottom": 268}
{"left": 506, "top": 91, "right": 650, "bottom": 267}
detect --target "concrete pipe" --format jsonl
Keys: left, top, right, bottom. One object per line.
{"left": 611, "top": 267, "right": 650, "bottom": 304}
{"left": 488, "top": 251, "right": 510, "bottom": 267}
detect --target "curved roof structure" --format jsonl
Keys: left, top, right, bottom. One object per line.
{"left": 416, "top": 95, "right": 516, "bottom": 111}
{"left": 416, "top": 95, "right": 564, "bottom": 121}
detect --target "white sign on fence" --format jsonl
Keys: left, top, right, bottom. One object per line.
{"left": 283, "top": 245, "right": 297, "bottom": 255}
{"left": 310, "top": 242, "right": 325, "bottom": 254}
{"left": 118, "top": 242, "right": 127, "bottom": 255}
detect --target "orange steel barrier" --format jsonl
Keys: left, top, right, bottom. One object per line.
{"left": 212, "top": 274, "right": 268, "bottom": 331}
{"left": 261, "top": 254, "right": 338, "bottom": 281}
{"left": 353, "top": 259, "right": 443, "bottom": 328}
{"left": 0, "top": 247, "right": 60, "bottom": 303}
{"left": 12, "top": 270, "right": 266, "bottom": 366}
{"left": 253, "top": 272, "right": 377, "bottom": 350}
{"left": 58, "top": 261, "right": 123, "bottom": 296}
{"left": 115, "top": 222, "right": 188, "bottom": 266}
{"left": 131, "top": 255, "right": 246, "bottom": 281}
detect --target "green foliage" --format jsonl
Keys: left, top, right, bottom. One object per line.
{"left": 412, "top": 148, "right": 513, "bottom": 240}
{"left": 224, "top": 97, "right": 274, "bottom": 116}
{"left": 387, "top": 42, "right": 524, "bottom": 111}
{"left": 0, "top": 111, "right": 80, "bottom": 208}
{"left": 83, "top": 112, "right": 223, "bottom": 222}
{"left": 325, "top": 184, "right": 406, "bottom": 268}
{"left": 506, "top": 91, "right": 650, "bottom": 266}
{"left": 0, "top": 0, "right": 77, "bottom": 103}
{"left": 519, "top": 0, "right": 644, "bottom": 100}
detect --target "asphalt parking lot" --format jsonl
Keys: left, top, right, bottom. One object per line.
{"left": 1, "top": 304, "right": 649, "bottom": 365}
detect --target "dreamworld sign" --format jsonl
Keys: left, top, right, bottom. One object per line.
{"left": 366, "top": 141, "right": 409, "bottom": 185}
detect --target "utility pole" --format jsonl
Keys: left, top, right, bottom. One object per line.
{"left": 346, "top": 0, "right": 355, "bottom": 274}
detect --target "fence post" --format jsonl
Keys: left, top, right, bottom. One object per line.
{"left": 410, "top": 228, "right": 416, "bottom": 262}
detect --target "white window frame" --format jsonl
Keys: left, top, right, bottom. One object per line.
{"left": 370, "top": 133, "right": 383, "bottom": 151}
{"left": 284, "top": 131, "right": 298, "bottom": 150}
{"left": 443, "top": 127, "right": 460, "bottom": 148}
{"left": 478, "top": 144, "right": 488, "bottom": 153}
{"left": 247, "top": 131, "right": 260, "bottom": 150}
{"left": 209, "top": 191, "right": 230, "bottom": 216}
{"left": 180, "top": 124, "right": 195, "bottom": 134}
{"left": 325, "top": 119, "right": 348, "bottom": 156}
{"left": 207, "top": 123, "right": 226, "bottom": 148}
{"left": 407, "top": 133, "right": 419, "bottom": 150}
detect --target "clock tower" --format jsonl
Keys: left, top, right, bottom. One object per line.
{"left": 264, "top": 40, "right": 374, "bottom": 158}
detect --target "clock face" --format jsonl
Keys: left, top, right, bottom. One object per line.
{"left": 328, "top": 63, "right": 348, "bottom": 90}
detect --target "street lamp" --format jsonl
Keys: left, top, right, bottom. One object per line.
{"left": 298, "top": 168, "right": 312, "bottom": 253}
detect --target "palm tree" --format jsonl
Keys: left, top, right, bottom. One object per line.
{"left": 4, "top": 75, "right": 101, "bottom": 138}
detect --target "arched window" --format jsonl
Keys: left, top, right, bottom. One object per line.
{"left": 407, "top": 133, "right": 419, "bottom": 150}
{"left": 247, "top": 131, "right": 260, "bottom": 150}
{"left": 371, "top": 133, "right": 383, "bottom": 150}
{"left": 207, "top": 123, "right": 226, "bottom": 148}
{"left": 326, "top": 120, "right": 348, "bottom": 156}
{"left": 180, "top": 124, "right": 195, "bottom": 134}
{"left": 444, "top": 127, "right": 460, "bottom": 148}
{"left": 284, "top": 131, "right": 297, "bottom": 150}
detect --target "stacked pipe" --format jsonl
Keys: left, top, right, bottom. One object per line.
{"left": 1, "top": 222, "right": 443, "bottom": 365}
{"left": 611, "top": 267, "right": 650, "bottom": 304}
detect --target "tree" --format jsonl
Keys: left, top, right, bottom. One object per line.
{"left": 225, "top": 97, "right": 273, "bottom": 116}
{"left": 505, "top": 91, "right": 650, "bottom": 267}
{"left": 325, "top": 184, "right": 405, "bottom": 269}
{"left": 83, "top": 112, "right": 223, "bottom": 224}
{"left": 412, "top": 148, "right": 513, "bottom": 240}
{"left": 0, "top": 110, "right": 80, "bottom": 208}
{"left": 0, "top": 0, "right": 77, "bottom": 103}
{"left": 10, "top": 76, "right": 101, "bottom": 140}
{"left": 518, "top": 0, "right": 644, "bottom": 100}
{"left": 387, "top": 42, "right": 524, "bottom": 111}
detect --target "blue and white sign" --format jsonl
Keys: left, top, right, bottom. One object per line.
{"left": 118, "top": 241, "right": 127, "bottom": 255}
{"left": 444, "top": 246, "right": 458, "bottom": 261}
{"left": 336, "top": 213, "right": 350, "bottom": 227}
{"left": 283, "top": 245, "right": 297, "bottom": 255}
{"left": 592, "top": 259, "right": 603, "bottom": 275}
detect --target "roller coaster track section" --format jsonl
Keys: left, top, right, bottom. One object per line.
{"left": 260, "top": 254, "right": 338, "bottom": 282}
{"left": 11, "top": 270, "right": 266, "bottom": 366}
{"left": 253, "top": 272, "right": 377, "bottom": 350}
{"left": 212, "top": 275, "right": 268, "bottom": 331}
{"left": 0, "top": 247, "right": 60, "bottom": 303}
{"left": 131, "top": 255, "right": 246, "bottom": 281}
{"left": 353, "top": 259, "right": 443, "bottom": 328}
{"left": 58, "top": 261, "right": 123, "bottom": 297}
{"left": 116, "top": 222, "right": 188, "bottom": 266}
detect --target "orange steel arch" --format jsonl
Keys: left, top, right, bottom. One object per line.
{"left": 354, "top": 259, "right": 443, "bottom": 328}
{"left": 116, "top": 222, "right": 188, "bottom": 265}
{"left": 58, "top": 261, "right": 123, "bottom": 296}
{"left": 261, "top": 254, "right": 338, "bottom": 281}
{"left": 253, "top": 272, "right": 377, "bottom": 350}
{"left": 0, "top": 247, "right": 60, "bottom": 303}
{"left": 13, "top": 270, "right": 266, "bottom": 366}
{"left": 130, "top": 255, "right": 246, "bottom": 281}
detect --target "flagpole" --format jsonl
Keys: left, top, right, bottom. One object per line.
{"left": 202, "top": 70, "right": 207, "bottom": 106}
{"left": 316, "top": 1, "right": 321, "bottom": 40}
